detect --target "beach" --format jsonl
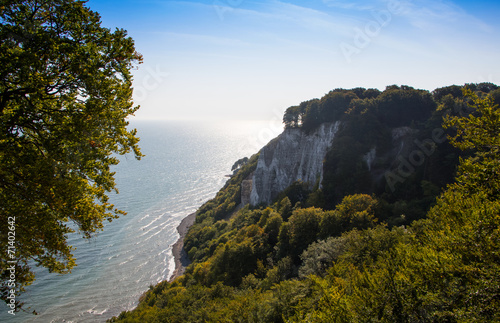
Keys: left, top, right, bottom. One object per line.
{"left": 169, "top": 212, "right": 196, "bottom": 281}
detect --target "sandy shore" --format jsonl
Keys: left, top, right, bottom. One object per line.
{"left": 169, "top": 212, "right": 196, "bottom": 281}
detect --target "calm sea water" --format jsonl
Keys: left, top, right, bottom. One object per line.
{"left": 3, "top": 120, "right": 282, "bottom": 323}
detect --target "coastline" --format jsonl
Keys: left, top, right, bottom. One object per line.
{"left": 169, "top": 212, "right": 196, "bottom": 281}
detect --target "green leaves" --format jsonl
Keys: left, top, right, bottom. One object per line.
{"left": 443, "top": 89, "right": 500, "bottom": 199}
{"left": 444, "top": 88, "right": 500, "bottom": 153}
{"left": 111, "top": 86, "right": 500, "bottom": 322}
{"left": 0, "top": 0, "right": 142, "bottom": 310}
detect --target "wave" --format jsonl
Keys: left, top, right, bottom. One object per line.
{"left": 5, "top": 120, "right": 274, "bottom": 323}
{"left": 87, "top": 307, "right": 108, "bottom": 316}
{"left": 139, "top": 214, "right": 161, "bottom": 231}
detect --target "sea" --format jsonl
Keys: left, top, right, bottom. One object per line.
{"left": 2, "top": 119, "right": 283, "bottom": 322}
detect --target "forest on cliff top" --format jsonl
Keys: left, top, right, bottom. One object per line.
{"left": 111, "top": 83, "right": 500, "bottom": 322}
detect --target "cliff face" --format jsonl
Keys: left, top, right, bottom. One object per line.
{"left": 249, "top": 122, "right": 340, "bottom": 206}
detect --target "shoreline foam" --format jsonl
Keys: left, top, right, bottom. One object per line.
{"left": 169, "top": 212, "right": 196, "bottom": 281}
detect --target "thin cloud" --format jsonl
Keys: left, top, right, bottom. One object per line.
{"left": 402, "top": 0, "right": 493, "bottom": 33}
{"left": 219, "top": 0, "right": 355, "bottom": 37}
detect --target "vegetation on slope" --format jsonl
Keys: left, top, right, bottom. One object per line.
{"left": 111, "top": 84, "right": 500, "bottom": 322}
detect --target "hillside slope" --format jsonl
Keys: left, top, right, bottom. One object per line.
{"left": 110, "top": 83, "right": 500, "bottom": 323}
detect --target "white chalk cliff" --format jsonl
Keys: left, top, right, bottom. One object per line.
{"left": 249, "top": 122, "right": 340, "bottom": 206}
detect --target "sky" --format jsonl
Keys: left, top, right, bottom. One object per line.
{"left": 86, "top": 0, "right": 500, "bottom": 121}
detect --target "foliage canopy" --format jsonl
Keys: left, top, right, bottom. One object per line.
{"left": 112, "top": 85, "right": 500, "bottom": 322}
{"left": 0, "top": 0, "right": 142, "bottom": 310}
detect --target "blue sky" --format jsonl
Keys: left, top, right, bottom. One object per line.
{"left": 86, "top": 0, "right": 500, "bottom": 121}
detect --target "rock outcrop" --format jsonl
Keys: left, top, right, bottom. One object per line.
{"left": 240, "top": 174, "right": 253, "bottom": 206}
{"left": 249, "top": 122, "right": 340, "bottom": 206}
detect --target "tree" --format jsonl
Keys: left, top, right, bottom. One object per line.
{"left": 283, "top": 105, "right": 303, "bottom": 128}
{"left": 288, "top": 208, "right": 322, "bottom": 260}
{"left": 443, "top": 88, "right": 500, "bottom": 199}
{"left": 311, "top": 88, "right": 500, "bottom": 322}
{"left": 0, "top": 0, "right": 143, "bottom": 310}
{"left": 301, "top": 99, "right": 321, "bottom": 132}
{"left": 231, "top": 157, "right": 248, "bottom": 172}
{"left": 319, "top": 90, "right": 357, "bottom": 123}
{"left": 376, "top": 86, "right": 436, "bottom": 127}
